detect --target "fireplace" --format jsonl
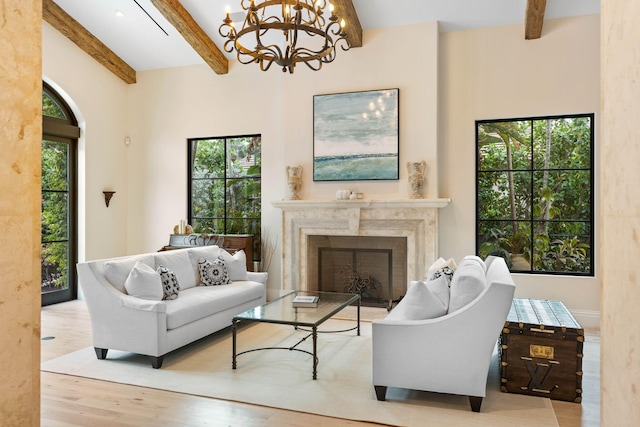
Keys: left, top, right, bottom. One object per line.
{"left": 272, "top": 199, "right": 450, "bottom": 295}
{"left": 308, "top": 235, "right": 407, "bottom": 308}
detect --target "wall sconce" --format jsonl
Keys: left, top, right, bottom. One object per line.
{"left": 103, "top": 191, "right": 115, "bottom": 207}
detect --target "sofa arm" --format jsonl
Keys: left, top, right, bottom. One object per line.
{"left": 247, "top": 271, "right": 268, "bottom": 286}
{"left": 120, "top": 294, "right": 167, "bottom": 313}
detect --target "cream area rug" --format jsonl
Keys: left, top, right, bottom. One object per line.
{"left": 41, "top": 319, "right": 558, "bottom": 427}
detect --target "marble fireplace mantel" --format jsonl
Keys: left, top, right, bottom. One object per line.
{"left": 272, "top": 198, "right": 451, "bottom": 291}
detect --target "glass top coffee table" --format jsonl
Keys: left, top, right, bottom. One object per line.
{"left": 232, "top": 290, "right": 360, "bottom": 380}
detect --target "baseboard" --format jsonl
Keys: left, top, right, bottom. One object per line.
{"left": 570, "top": 309, "right": 600, "bottom": 330}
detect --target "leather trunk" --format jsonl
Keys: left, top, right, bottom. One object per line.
{"left": 500, "top": 298, "right": 584, "bottom": 403}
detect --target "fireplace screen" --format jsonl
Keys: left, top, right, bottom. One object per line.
{"left": 318, "top": 248, "right": 393, "bottom": 309}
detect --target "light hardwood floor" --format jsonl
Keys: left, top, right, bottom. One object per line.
{"left": 41, "top": 300, "right": 600, "bottom": 426}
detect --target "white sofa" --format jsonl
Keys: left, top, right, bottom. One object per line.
{"left": 372, "top": 256, "right": 516, "bottom": 412}
{"left": 77, "top": 245, "right": 267, "bottom": 368}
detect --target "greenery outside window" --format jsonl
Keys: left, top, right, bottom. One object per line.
{"left": 476, "top": 114, "right": 594, "bottom": 276}
{"left": 188, "top": 135, "right": 261, "bottom": 260}
{"left": 42, "top": 82, "right": 80, "bottom": 305}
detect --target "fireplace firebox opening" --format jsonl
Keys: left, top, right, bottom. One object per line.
{"left": 319, "top": 247, "right": 393, "bottom": 309}
{"left": 308, "top": 235, "right": 407, "bottom": 310}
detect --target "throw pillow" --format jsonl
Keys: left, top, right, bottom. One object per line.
{"left": 188, "top": 245, "right": 220, "bottom": 285}
{"left": 218, "top": 249, "right": 249, "bottom": 281}
{"left": 448, "top": 258, "right": 487, "bottom": 313}
{"left": 157, "top": 265, "right": 180, "bottom": 300}
{"left": 103, "top": 255, "right": 155, "bottom": 293}
{"left": 385, "top": 277, "right": 448, "bottom": 321}
{"left": 427, "top": 275, "right": 450, "bottom": 311}
{"left": 426, "top": 257, "right": 457, "bottom": 282}
{"left": 124, "top": 260, "right": 164, "bottom": 301}
{"left": 198, "top": 257, "right": 232, "bottom": 286}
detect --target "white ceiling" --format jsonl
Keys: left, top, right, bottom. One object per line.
{"left": 49, "top": 0, "right": 601, "bottom": 72}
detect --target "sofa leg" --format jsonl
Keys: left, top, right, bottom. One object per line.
{"left": 150, "top": 355, "right": 164, "bottom": 369}
{"left": 469, "top": 396, "right": 483, "bottom": 412}
{"left": 94, "top": 347, "right": 108, "bottom": 360}
{"left": 374, "top": 386, "right": 387, "bottom": 401}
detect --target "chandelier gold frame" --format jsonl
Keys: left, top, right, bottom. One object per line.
{"left": 219, "top": 0, "right": 351, "bottom": 73}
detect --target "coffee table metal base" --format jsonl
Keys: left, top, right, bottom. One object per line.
{"left": 232, "top": 304, "right": 360, "bottom": 380}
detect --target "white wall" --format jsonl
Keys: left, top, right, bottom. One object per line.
{"left": 42, "top": 22, "right": 130, "bottom": 262}
{"left": 439, "top": 15, "right": 601, "bottom": 327}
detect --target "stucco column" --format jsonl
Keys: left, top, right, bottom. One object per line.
{"left": 601, "top": 1, "right": 640, "bottom": 425}
{"left": 0, "top": 1, "right": 43, "bottom": 424}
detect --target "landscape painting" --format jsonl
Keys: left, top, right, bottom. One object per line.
{"left": 313, "top": 88, "right": 399, "bottom": 181}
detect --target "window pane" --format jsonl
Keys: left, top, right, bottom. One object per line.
{"left": 226, "top": 178, "right": 261, "bottom": 215}
{"left": 534, "top": 170, "right": 591, "bottom": 221}
{"left": 533, "top": 117, "right": 592, "bottom": 169}
{"left": 478, "top": 120, "right": 531, "bottom": 171}
{"left": 532, "top": 223, "right": 591, "bottom": 274}
{"left": 227, "top": 136, "right": 261, "bottom": 178}
{"left": 42, "top": 191, "right": 69, "bottom": 241}
{"left": 41, "top": 242, "right": 69, "bottom": 292}
{"left": 193, "top": 139, "right": 225, "bottom": 177}
{"left": 192, "top": 178, "right": 225, "bottom": 217}
{"left": 42, "top": 92, "right": 67, "bottom": 119}
{"left": 192, "top": 178, "right": 225, "bottom": 233}
{"left": 42, "top": 140, "right": 69, "bottom": 191}
{"left": 477, "top": 171, "right": 532, "bottom": 220}
{"left": 224, "top": 218, "right": 261, "bottom": 236}
{"left": 478, "top": 220, "right": 531, "bottom": 257}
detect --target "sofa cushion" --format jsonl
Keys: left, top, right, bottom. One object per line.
{"left": 165, "top": 281, "right": 265, "bottom": 330}
{"left": 103, "top": 254, "right": 155, "bottom": 293}
{"left": 486, "top": 256, "right": 514, "bottom": 286}
{"left": 154, "top": 250, "right": 197, "bottom": 290}
{"left": 188, "top": 245, "right": 220, "bottom": 285}
{"left": 218, "top": 249, "right": 249, "bottom": 281}
{"left": 385, "top": 276, "right": 449, "bottom": 321}
{"left": 157, "top": 265, "right": 180, "bottom": 300}
{"left": 448, "top": 258, "right": 487, "bottom": 313}
{"left": 461, "top": 255, "right": 487, "bottom": 272}
{"left": 124, "top": 261, "right": 164, "bottom": 301}
{"left": 199, "top": 258, "right": 232, "bottom": 286}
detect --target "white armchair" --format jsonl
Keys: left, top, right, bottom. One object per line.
{"left": 372, "top": 256, "right": 516, "bottom": 412}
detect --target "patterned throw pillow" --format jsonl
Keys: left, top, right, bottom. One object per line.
{"left": 426, "top": 257, "right": 457, "bottom": 284}
{"left": 429, "top": 265, "right": 455, "bottom": 282}
{"left": 198, "top": 257, "right": 232, "bottom": 286}
{"left": 157, "top": 265, "right": 180, "bottom": 300}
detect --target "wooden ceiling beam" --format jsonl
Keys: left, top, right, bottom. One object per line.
{"left": 525, "top": 0, "right": 546, "bottom": 40}
{"left": 42, "top": 0, "right": 136, "bottom": 84}
{"left": 149, "top": 0, "right": 228, "bottom": 75}
{"left": 332, "top": 0, "right": 363, "bottom": 48}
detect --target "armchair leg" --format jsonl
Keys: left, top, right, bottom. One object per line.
{"left": 150, "top": 355, "right": 164, "bottom": 369}
{"left": 94, "top": 347, "right": 108, "bottom": 360}
{"left": 374, "top": 385, "right": 387, "bottom": 401}
{"left": 469, "top": 396, "right": 483, "bottom": 412}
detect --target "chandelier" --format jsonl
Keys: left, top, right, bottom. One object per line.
{"left": 219, "top": 0, "right": 351, "bottom": 73}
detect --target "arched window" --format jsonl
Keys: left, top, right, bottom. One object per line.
{"left": 42, "top": 82, "right": 80, "bottom": 306}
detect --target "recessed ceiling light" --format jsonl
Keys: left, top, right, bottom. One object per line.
{"left": 115, "top": 9, "right": 125, "bottom": 18}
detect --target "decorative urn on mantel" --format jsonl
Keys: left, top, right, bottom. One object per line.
{"left": 271, "top": 198, "right": 451, "bottom": 292}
